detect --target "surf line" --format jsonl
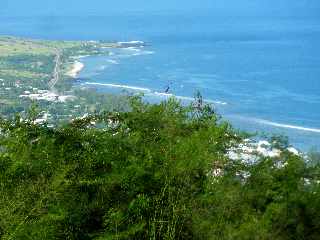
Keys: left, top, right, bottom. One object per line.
{"left": 84, "top": 82, "right": 152, "bottom": 93}
{"left": 83, "top": 82, "right": 228, "bottom": 105}
{"left": 257, "top": 119, "right": 320, "bottom": 134}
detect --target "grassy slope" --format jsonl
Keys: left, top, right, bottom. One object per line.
{"left": 0, "top": 36, "right": 57, "bottom": 56}
{"left": 0, "top": 36, "right": 86, "bottom": 82}
{"left": 0, "top": 36, "right": 118, "bottom": 82}
{"left": 0, "top": 36, "right": 124, "bottom": 121}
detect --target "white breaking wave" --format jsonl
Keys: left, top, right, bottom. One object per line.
{"left": 256, "top": 119, "right": 320, "bottom": 133}
{"left": 117, "top": 48, "right": 154, "bottom": 58}
{"left": 81, "top": 83, "right": 227, "bottom": 106}
{"left": 98, "top": 65, "right": 107, "bottom": 70}
{"left": 121, "top": 46, "right": 154, "bottom": 56}
{"left": 125, "top": 47, "right": 141, "bottom": 52}
{"left": 83, "top": 82, "right": 152, "bottom": 93}
{"left": 118, "top": 40, "right": 145, "bottom": 45}
{"left": 106, "top": 59, "right": 119, "bottom": 64}
{"left": 150, "top": 92, "right": 228, "bottom": 105}
{"left": 153, "top": 92, "right": 174, "bottom": 97}
{"left": 132, "top": 50, "right": 155, "bottom": 56}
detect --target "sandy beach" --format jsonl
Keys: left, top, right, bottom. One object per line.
{"left": 67, "top": 61, "right": 84, "bottom": 78}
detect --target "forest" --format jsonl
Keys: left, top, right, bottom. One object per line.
{"left": 0, "top": 97, "right": 319, "bottom": 239}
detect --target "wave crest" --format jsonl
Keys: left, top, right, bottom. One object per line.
{"left": 256, "top": 119, "right": 320, "bottom": 133}
{"left": 82, "top": 82, "right": 227, "bottom": 105}
{"left": 83, "top": 82, "right": 152, "bottom": 93}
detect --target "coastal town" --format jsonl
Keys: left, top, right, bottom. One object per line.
{"left": 0, "top": 36, "right": 128, "bottom": 124}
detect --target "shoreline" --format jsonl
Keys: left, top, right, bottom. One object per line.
{"left": 67, "top": 61, "right": 85, "bottom": 78}
{"left": 65, "top": 41, "right": 318, "bottom": 151}
{"left": 65, "top": 41, "right": 146, "bottom": 79}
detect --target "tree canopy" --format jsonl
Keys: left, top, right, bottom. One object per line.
{"left": 0, "top": 98, "right": 319, "bottom": 239}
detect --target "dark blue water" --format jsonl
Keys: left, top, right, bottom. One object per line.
{"left": 0, "top": 15, "right": 319, "bottom": 150}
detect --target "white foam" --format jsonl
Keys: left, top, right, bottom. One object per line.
{"left": 82, "top": 82, "right": 227, "bottom": 106}
{"left": 148, "top": 92, "right": 227, "bottom": 105}
{"left": 98, "top": 66, "right": 107, "bottom": 70}
{"left": 175, "top": 95, "right": 197, "bottom": 101}
{"left": 132, "top": 50, "right": 155, "bottom": 56}
{"left": 118, "top": 40, "right": 145, "bottom": 45}
{"left": 71, "top": 55, "right": 90, "bottom": 60}
{"left": 176, "top": 95, "right": 227, "bottom": 105}
{"left": 153, "top": 92, "right": 174, "bottom": 97}
{"left": 126, "top": 47, "right": 141, "bottom": 52}
{"left": 106, "top": 59, "right": 119, "bottom": 64}
{"left": 256, "top": 119, "right": 320, "bottom": 134}
{"left": 206, "top": 100, "right": 228, "bottom": 105}
{"left": 83, "top": 82, "right": 152, "bottom": 93}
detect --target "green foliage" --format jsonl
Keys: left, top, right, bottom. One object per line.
{"left": 0, "top": 36, "right": 116, "bottom": 120}
{"left": 0, "top": 98, "right": 319, "bottom": 239}
{"left": 0, "top": 54, "right": 55, "bottom": 74}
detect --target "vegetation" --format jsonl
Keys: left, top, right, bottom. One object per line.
{"left": 0, "top": 36, "right": 120, "bottom": 122}
{"left": 0, "top": 97, "right": 319, "bottom": 239}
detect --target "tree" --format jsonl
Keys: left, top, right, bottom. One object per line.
{"left": 0, "top": 97, "right": 319, "bottom": 239}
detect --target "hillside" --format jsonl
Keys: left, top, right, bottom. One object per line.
{"left": 0, "top": 35, "right": 319, "bottom": 239}
{"left": 0, "top": 97, "right": 319, "bottom": 239}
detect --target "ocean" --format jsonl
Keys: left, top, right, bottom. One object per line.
{"left": 0, "top": 14, "right": 319, "bottom": 150}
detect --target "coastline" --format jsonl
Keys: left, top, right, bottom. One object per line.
{"left": 67, "top": 61, "right": 85, "bottom": 78}
{"left": 65, "top": 41, "right": 147, "bottom": 79}
{"left": 64, "top": 40, "right": 318, "bottom": 151}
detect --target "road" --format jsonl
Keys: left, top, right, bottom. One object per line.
{"left": 48, "top": 49, "right": 62, "bottom": 90}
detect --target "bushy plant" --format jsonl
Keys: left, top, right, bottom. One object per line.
{"left": 0, "top": 97, "right": 319, "bottom": 239}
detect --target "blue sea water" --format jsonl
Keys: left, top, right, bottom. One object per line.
{"left": 0, "top": 14, "right": 319, "bottom": 150}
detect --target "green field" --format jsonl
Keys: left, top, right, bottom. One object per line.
{"left": 0, "top": 36, "right": 115, "bottom": 85}
{"left": 0, "top": 36, "right": 122, "bottom": 121}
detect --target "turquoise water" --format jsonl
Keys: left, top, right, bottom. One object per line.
{"left": 0, "top": 15, "right": 319, "bottom": 150}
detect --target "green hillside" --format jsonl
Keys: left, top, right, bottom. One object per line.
{"left": 0, "top": 97, "right": 319, "bottom": 239}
